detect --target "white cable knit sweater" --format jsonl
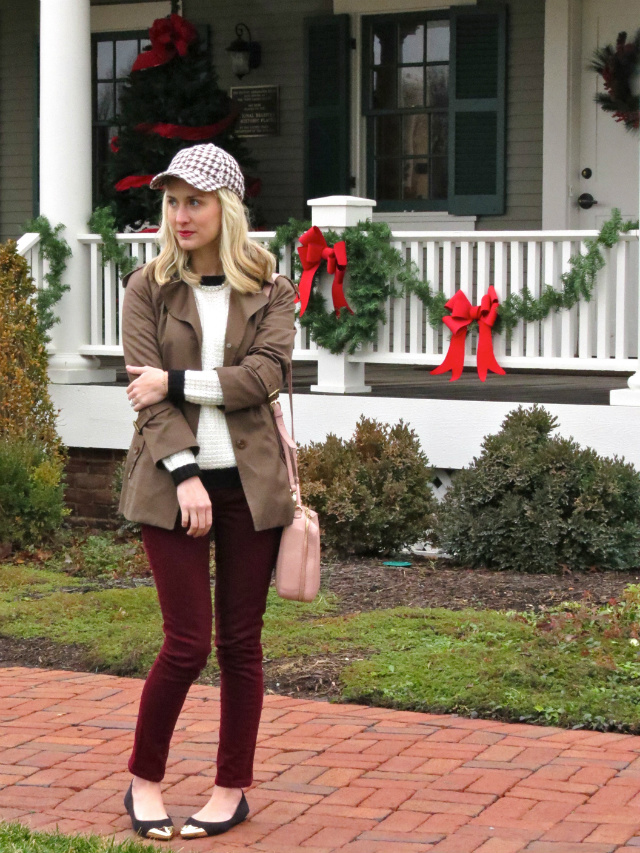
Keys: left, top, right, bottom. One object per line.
{"left": 162, "top": 281, "right": 236, "bottom": 475}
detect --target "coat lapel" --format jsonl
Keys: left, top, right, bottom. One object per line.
{"left": 159, "top": 279, "right": 203, "bottom": 351}
{"left": 224, "top": 287, "right": 269, "bottom": 366}
{"left": 159, "top": 278, "right": 269, "bottom": 367}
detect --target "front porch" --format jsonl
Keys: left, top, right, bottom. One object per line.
{"left": 18, "top": 191, "right": 640, "bottom": 474}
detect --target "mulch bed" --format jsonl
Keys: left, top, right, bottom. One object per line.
{"left": 1, "top": 556, "right": 639, "bottom": 700}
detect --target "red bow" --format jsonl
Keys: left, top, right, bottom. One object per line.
{"left": 296, "top": 226, "right": 352, "bottom": 318}
{"left": 431, "top": 286, "right": 506, "bottom": 382}
{"left": 132, "top": 14, "right": 198, "bottom": 71}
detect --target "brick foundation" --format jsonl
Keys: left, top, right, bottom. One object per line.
{"left": 64, "top": 448, "right": 126, "bottom": 527}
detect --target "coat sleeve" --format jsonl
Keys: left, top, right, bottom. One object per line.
{"left": 216, "top": 275, "right": 296, "bottom": 413}
{"left": 121, "top": 269, "right": 199, "bottom": 466}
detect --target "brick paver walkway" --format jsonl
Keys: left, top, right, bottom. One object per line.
{"left": 0, "top": 668, "right": 640, "bottom": 852}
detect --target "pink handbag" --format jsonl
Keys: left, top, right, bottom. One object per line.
{"left": 270, "top": 376, "right": 321, "bottom": 602}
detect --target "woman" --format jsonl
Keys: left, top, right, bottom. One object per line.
{"left": 118, "top": 143, "right": 296, "bottom": 841}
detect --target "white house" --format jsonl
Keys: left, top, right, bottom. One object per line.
{"left": 1, "top": 0, "right": 639, "bottom": 519}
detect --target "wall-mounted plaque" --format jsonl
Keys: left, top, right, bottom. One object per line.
{"left": 229, "top": 85, "right": 279, "bottom": 138}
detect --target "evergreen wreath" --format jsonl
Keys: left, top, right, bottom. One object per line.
{"left": 269, "top": 219, "right": 446, "bottom": 354}
{"left": 23, "top": 216, "right": 72, "bottom": 340}
{"left": 270, "top": 211, "right": 638, "bottom": 354}
{"left": 591, "top": 29, "right": 640, "bottom": 131}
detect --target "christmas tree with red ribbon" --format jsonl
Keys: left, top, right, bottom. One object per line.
{"left": 107, "top": 14, "right": 258, "bottom": 230}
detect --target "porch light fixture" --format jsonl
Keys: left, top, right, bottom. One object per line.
{"left": 226, "top": 24, "right": 261, "bottom": 79}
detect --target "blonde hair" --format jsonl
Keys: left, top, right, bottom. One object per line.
{"left": 145, "top": 184, "right": 275, "bottom": 293}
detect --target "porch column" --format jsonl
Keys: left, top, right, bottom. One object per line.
{"left": 40, "top": 0, "right": 115, "bottom": 383}
{"left": 308, "top": 196, "right": 373, "bottom": 394}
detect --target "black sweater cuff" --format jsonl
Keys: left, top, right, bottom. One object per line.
{"left": 167, "top": 370, "right": 185, "bottom": 403}
{"left": 169, "top": 463, "right": 200, "bottom": 486}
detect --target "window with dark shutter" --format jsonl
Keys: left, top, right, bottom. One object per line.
{"left": 448, "top": 6, "right": 507, "bottom": 215}
{"left": 362, "top": 13, "right": 450, "bottom": 212}
{"left": 303, "top": 15, "right": 351, "bottom": 205}
{"left": 361, "top": 6, "right": 506, "bottom": 216}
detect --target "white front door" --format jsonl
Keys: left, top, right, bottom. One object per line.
{"left": 578, "top": 0, "right": 639, "bottom": 228}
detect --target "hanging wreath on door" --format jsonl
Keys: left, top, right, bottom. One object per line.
{"left": 591, "top": 29, "right": 640, "bottom": 131}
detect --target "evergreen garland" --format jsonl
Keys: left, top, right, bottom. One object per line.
{"left": 23, "top": 216, "right": 72, "bottom": 340}
{"left": 271, "top": 210, "right": 638, "bottom": 354}
{"left": 496, "top": 209, "right": 638, "bottom": 335}
{"left": 88, "top": 207, "right": 137, "bottom": 278}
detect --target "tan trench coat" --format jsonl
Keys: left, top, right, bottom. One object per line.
{"left": 118, "top": 266, "right": 297, "bottom": 531}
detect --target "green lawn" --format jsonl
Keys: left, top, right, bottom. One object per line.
{"left": 2, "top": 533, "right": 640, "bottom": 732}
{"left": 0, "top": 822, "right": 162, "bottom": 852}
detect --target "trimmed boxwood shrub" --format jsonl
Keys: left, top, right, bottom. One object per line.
{"left": 433, "top": 405, "right": 640, "bottom": 573}
{"left": 0, "top": 439, "right": 68, "bottom": 551}
{"left": 0, "top": 240, "right": 67, "bottom": 551}
{"left": 298, "top": 416, "right": 436, "bottom": 556}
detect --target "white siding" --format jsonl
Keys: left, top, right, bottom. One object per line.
{"left": 0, "top": 0, "right": 38, "bottom": 241}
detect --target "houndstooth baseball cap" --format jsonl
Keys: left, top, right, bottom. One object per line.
{"left": 149, "top": 143, "right": 245, "bottom": 200}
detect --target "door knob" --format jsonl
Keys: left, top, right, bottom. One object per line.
{"left": 578, "top": 193, "right": 598, "bottom": 210}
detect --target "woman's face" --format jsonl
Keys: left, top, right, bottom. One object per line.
{"left": 165, "top": 178, "right": 222, "bottom": 252}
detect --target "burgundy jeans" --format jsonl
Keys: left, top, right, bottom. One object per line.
{"left": 128, "top": 486, "right": 281, "bottom": 787}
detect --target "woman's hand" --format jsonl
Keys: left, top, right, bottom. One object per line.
{"left": 126, "top": 365, "right": 168, "bottom": 411}
{"left": 176, "top": 477, "right": 212, "bottom": 537}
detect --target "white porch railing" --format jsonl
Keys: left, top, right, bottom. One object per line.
{"left": 359, "top": 230, "right": 640, "bottom": 372}
{"left": 16, "top": 232, "right": 45, "bottom": 292}
{"left": 20, "top": 227, "right": 640, "bottom": 374}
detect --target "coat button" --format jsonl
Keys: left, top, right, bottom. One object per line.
{"left": 236, "top": 439, "right": 247, "bottom": 449}
{"left": 226, "top": 342, "right": 232, "bottom": 348}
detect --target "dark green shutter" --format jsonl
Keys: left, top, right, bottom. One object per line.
{"left": 448, "top": 6, "right": 506, "bottom": 215}
{"left": 303, "top": 15, "right": 351, "bottom": 205}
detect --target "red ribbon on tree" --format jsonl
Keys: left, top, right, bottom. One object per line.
{"left": 114, "top": 175, "right": 155, "bottom": 190}
{"left": 132, "top": 14, "right": 198, "bottom": 71}
{"left": 135, "top": 111, "right": 238, "bottom": 141}
{"left": 431, "top": 286, "right": 506, "bottom": 382}
{"left": 296, "top": 226, "right": 352, "bottom": 318}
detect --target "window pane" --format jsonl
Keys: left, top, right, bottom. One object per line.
{"left": 376, "top": 116, "right": 401, "bottom": 157}
{"left": 400, "top": 23, "right": 423, "bottom": 64}
{"left": 403, "top": 114, "right": 428, "bottom": 156}
{"left": 403, "top": 159, "right": 429, "bottom": 199}
{"left": 96, "top": 41, "right": 112, "bottom": 80}
{"left": 376, "top": 159, "right": 401, "bottom": 200}
{"left": 373, "top": 67, "right": 397, "bottom": 109}
{"left": 427, "top": 21, "right": 450, "bottom": 62}
{"left": 399, "top": 66, "right": 423, "bottom": 108}
{"left": 97, "top": 82, "right": 114, "bottom": 120}
{"left": 426, "top": 66, "right": 448, "bottom": 107}
{"left": 432, "top": 157, "right": 448, "bottom": 199}
{"left": 431, "top": 113, "right": 448, "bottom": 155}
{"left": 116, "top": 82, "right": 127, "bottom": 116}
{"left": 116, "top": 40, "right": 139, "bottom": 77}
{"left": 372, "top": 22, "right": 396, "bottom": 65}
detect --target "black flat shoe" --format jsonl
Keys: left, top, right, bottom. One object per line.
{"left": 180, "top": 792, "right": 249, "bottom": 839}
{"left": 124, "top": 780, "right": 174, "bottom": 840}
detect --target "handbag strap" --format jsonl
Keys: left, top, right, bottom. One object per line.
{"left": 265, "top": 276, "right": 300, "bottom": 505}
